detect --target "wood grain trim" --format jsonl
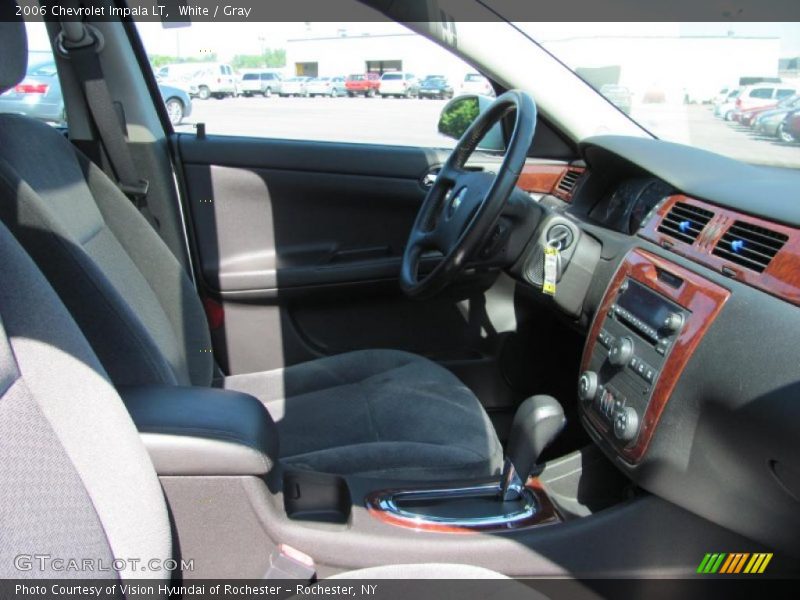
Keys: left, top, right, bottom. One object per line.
{"left": 517, "top": 164, "right": 568, "bottom": 195}
{"left": 639, "top": 194, "right": 800, "bottom": 307}
{"left": 580, "top": 249, "right": 730, "bottom": 464}
{"left": 365, "top": 477, "right": 560, "bottom": 534}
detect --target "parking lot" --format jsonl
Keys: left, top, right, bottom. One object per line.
{"left": 176, "top": 96, "right": 800, "bottom": 169}
{"left": 175, "top": 95, "right": 456, "bottom": 148}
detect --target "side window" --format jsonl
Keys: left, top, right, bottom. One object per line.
{"left": 749, "top": 88, "right": 772, "bottom": 99}
{"left": 776, "top": 89, "right": 795, "bottom": 100}
{"left": 134, "top": 18, "right": 481, "bottom": 148}
{"left": 0, "top": 21, "right": 66, "bottom": 126}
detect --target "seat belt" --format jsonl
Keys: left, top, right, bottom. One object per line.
{"left": 57, "top": 19, "right": 152, "bottom": 215}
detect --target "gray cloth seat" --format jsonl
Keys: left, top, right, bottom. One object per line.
{"left": 223, "top": 350, "right": 501, "bottom": 478}
{"left": 0, "top": 215, "right": 511, "bottom": 581}
{"left": 0, "top": 18, "right": 502, "bottom": 481}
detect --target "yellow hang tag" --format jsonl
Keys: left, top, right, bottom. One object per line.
{"left": 543, "top": 246, "right": 558, "bottom": 296}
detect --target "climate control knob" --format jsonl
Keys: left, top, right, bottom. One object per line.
{"left": 608, "top": 336, "right": 634, "bottom": 368}
{"left": 578, "top": 371, "right": 599, "bottom": 402}
{"left": 613, "top": 406, "right": 640, "bottom": 443}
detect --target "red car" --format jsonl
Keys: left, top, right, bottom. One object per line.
{"left": 344, "top": 73, "right": 380, "bottom": 97}
{"left": 736, "top": 105, "right": 775, "bottom": 126}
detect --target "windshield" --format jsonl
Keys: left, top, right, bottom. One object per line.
{"left": 517, "top": 22, "right": 800, "bottom": 168}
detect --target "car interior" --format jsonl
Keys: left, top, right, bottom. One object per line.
{"left": 0, "top": 0, "right": 799, "bottom": 585}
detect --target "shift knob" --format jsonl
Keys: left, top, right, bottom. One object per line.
{"left": 500, "top": 395, "right": 566, "bottom": 501}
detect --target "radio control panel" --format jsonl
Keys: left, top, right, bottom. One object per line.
{"left": 580, "top": 280, "right": 687, "bottom": 451}
{"left": 579, "top": 249, "right": 730, "bottom": 464}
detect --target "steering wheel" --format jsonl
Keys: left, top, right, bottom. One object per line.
{"left": 400, "top": 90, "right": 537, "bottom": 298}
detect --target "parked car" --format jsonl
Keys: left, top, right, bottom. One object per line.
{"left": 379, "top": 72, "right": 420, "bottom": 98}
{"left": 0, "top": 57, "right": 64, "bottom": 124}
{"left": 279, "top": 76, "right": 311, "bottom": 97}
{"left": 600, "top": 84, "right": 633, "bottom": 114}
{"left": 155, "top": 64, "right": 200, "bottom": 96}
{"left": 714, "top": 88, "right": 742, "bottom": 119}
{"left": 738, "top": 94, "right": 800, "bottom": 127}
{"left": 778, "top": 109, "right": 800, "bottom": 143}
{"left": 754, "top": 98, "right": 800, "bottom": 138}
{"left": 419, "top": 76, "right": 454, "bottom": 99}
{"left": 191, "top": 63, "right": 238, "bottom": 99}
{"left": 642, "top": 86, "right": 667, "bottom": 103}
{"left": 239, "top": 71, "right": 282, "bottom": 97}
{"left": 158, "top": 84, "right": 193, "bottom": 126}
{"left": 306, "top": 76, "right": 347, "bottom": 97}
{"left": 732, "top": 83, "right": 797, "bottom": 116}
{"left": 459, "top": 72, "right": 495, "bottom": 97}
{"left": 0, "top": 58, "right": 191, "bottom": 126}
{"left": 345, "top": 73, "right": 380, "bottom": 97}
{"left": 711, "top": 86, "right": 734, "bottom": 106}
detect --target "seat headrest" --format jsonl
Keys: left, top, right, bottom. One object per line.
{"left": 0, "top": 6, "right": 28, "bottom": 96}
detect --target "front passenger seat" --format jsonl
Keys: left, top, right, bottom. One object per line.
{"left": 0, "top": 15, "right": 502, "bottom": 481}
{"left": 0, "top": 215, "right": 513, "bottom": 581}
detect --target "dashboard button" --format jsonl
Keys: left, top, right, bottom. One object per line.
{"left": 613, "top": 406, "right": 640, "bottom": 443}
{"left": 578, "top": 371, "right": 599, "bottom": 402}
{"left": 609, "top": 337, "right": 634, "bottom": 368}
{"left": 662, "top": 312, "right": 685, "bottom": 334}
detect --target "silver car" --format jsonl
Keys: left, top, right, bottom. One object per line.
{"left": 239, "top": 72, "right": 282, "bottom": 97}
{"left": 279, "top": 77, "right": 312, "bottom": 97}
{"left": 306, "top": 76, "right": 347, "bottom": 97}
{"left": 0, "top": 55, "right": 192, "bottom": 127}
{"left": 0, "top": 58, "right": 65, "bottom": 124}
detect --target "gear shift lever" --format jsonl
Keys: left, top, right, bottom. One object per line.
{"left": 500, "top": 395, "right": 566, "bottom": 501}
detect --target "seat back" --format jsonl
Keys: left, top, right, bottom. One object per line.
{"left": 0, "top": 12, "right": 213, "bottom": 389}
{"left": 0, "top": 219, "right": 171, "bottom": 579}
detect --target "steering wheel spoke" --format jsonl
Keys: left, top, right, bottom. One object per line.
{"left": 400, "top": 91, "right": 537, "bottom": 299}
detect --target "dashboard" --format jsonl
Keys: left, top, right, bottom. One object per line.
{"left": 513, "top": 135, "right": 800, "bottom": 558}
{"left": 588, "top": 177, "right": 672, "bottom": 234}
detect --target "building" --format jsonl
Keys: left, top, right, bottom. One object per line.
{"left": 285, "top": 32, "right": 473, "bottom": 81}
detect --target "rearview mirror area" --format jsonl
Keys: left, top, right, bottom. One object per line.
{"left": 437, "top": 95, "right": 505, "bottom": 152}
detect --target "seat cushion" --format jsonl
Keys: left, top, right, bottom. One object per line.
{"left": 221, "top": 350, "right": 503, "bottom": 480}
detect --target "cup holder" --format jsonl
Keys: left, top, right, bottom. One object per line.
{"left": 283, "top": 470, "right": 352, "bottom": 524}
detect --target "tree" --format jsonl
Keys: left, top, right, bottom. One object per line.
{"left": 149, "top": 54, "right": 217, "bottom": 68}
{"left": 231, "top": 49, "right": 286, "bottom": 70}
{"left": 438, "top": 97, "right": 479, "bottom": 140}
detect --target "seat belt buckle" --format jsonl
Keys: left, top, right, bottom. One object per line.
{"left": 119, "top": 179, "right": 150, "bottom": 204}
{"left": 263, "top": 544, "right": 316, "bottom": 580}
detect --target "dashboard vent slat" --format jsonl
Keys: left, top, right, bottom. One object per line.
{"left": 712, "top": 220, "right": 787, "bottom": 273}
{"left": 556, "top": 169, "right": 581, "bottom": 195}
{"left": 657, "top": 201, "right": 714, "bottom": 244}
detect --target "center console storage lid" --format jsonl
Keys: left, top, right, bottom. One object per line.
{"left": 120, "top": 385, "right": 279, "bottom": 477}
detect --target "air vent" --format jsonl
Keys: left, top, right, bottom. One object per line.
{"left": 657, "top": 202, "right": 714, "bottom": 244}
{"left": 556, "top": 169, "right": 582, "bottom": 196}
{"left": 712, "top": 221, "right": 788, "bottom": 273}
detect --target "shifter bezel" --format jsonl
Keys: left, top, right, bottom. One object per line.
{"left": 365, "top": 477, "right": 560, "bottom": 534}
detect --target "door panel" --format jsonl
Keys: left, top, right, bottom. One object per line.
{"left": 177, "top": 134, "right": 526, "bottom": 420}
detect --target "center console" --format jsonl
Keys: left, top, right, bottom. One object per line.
{"left": 579, "top": 249, "right": 730, "bottom": 463}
